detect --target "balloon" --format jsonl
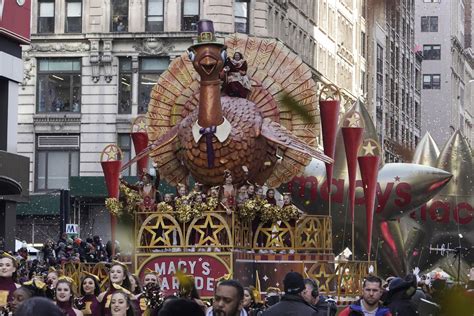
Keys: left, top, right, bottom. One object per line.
{"left": 280, "top": 102, "right": 452, "bottom": 275}
{"left": 408, "top": 131, "right": 474, "bottom": 280}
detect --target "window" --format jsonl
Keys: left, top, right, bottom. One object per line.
{"left": 119, "top": 58, "right": 132, "bottom": 114}
{"left": 421, "top": 16, "right": 438, "bottom": 32}
{"left": 36, "top": 135, "right": 79, "bottom": 191}
{"left": 65, "top": 0, "right": 82, "bottom": 33}
{"left": 111, "top": 0, "right": 128, "bottom": 32}
{"left": 423, "top": 44, "right": 441, "bottom": 60}
{"left": 138, "top": 58, "right": 169, "bottom": 114}
{"left": 38, "top": 0, "right": 55, "bottom": 33}
{"left": 361, "top": 31, "right": 366, "bottom": 56}
{"left": 182, "top": 0, "right": 199, "bottom": 31}
{"left": 423, "top": 74, "right": 441, "bottom": 89}
{"left": 234, "top": 0, "right": 249, "bottom": 33}
{"left": 37, "top": 59, "right": 81, "bottom": 113}
{"left": 146, "top": 0, "right": 164, "bottom": 31}
{"left": 118, "top": 134, "right": 132, "bottom": 176}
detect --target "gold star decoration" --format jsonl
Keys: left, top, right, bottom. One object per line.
{"left": 359, "top": 138, "right": 381, "bottom": 157}
{"left": 132, "top": 116, "right": 147, "bottom": 133}
{"left": 309, "top": 263, "right": 335, "bottom": 293}
{"left": 143, "top": 215, "right": 178, "bottom": 247}
{"left": 101, "top": 144, "right": 122, "bottom": 161}
{"left": 261, "top": 223, "right": 291, "bottom": 248}
{"left": 343, "top": 111, "right": 364, "bottom": 128}
{"left": 301, "top": 219, "right": 321, "bottom": 248}
{"left": 193, "top": 214, "right": 226, "bottom": 246}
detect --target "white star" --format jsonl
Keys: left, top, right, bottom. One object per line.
{"left": 346, "top": 114, "right": 360, "bottom": 127}
{"left": 276, "top": 282, "right": 280, "bottom": 287}
{"left": 363, "top": 142, "right": 376, "bottom": 156}
{"left": 263, "top": 275, "right": 269, "bottom": 282}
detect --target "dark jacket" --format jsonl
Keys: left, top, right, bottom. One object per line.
{"left": 314, "top": 296, "right": 337, "bottom": 316}
{"left": 384, "top": 276, "right": 418, "bottom": 316}
{"left": 339, "top": 300, "right": 392, "bottom": 316}
{"left": 262, "top": 294, "right": 319, "bottom": 316}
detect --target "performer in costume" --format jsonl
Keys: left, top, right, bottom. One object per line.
{"left": 96, "top": 262, "right": 141, "bottom": 316}
{"left": 77, "top": 272, "right": 100, "bottom": 316}
{"left": 221, "top": 170, "right": 236, "bottom": 211}
{"left": 222, "top": 51, "right": 251, "bottom": 98}
{"left": 110, "top": 291, "right": 136, "bottom": 316}
{"left": 55, "top": 277, "right": 83, "bottom": 316}
{"left": 10, "top": 279, "right": 46, "bottom": 314}
{"left": 265, "top": 188, "right": 277, "bottom": 205}
{"left": 0, "top": 253, "right": 20, "bottom": 310}
{"left": 138, "top": 269, "right": 162, "bottom": 314}
{"left": 45, "top": 268, "right": 60, "bottom": 300}
{"left": 120, "top": 168, "right": 159, "bottom": 211}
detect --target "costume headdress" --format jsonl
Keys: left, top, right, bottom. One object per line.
{"left": 189, "top": 19, "right": 225, "bottom": 49}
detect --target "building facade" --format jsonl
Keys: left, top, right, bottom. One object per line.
{"left": 17, "top": 0, "right": 367, "bottom": 245}
{"left": 366, "top": 0, "right": 421, "bottom": 163}
{"left": 415, "top": 0, "right": 474, "bottom": 147}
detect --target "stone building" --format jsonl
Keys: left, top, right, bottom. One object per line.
{"left": 415, "top": 0, "right": 474, "bottom": 147}
{"left": 366, "top": 0, "right": 421, "bottom": 163}
{"left": 17, "top": 0, "right": 367, "bottom": 245}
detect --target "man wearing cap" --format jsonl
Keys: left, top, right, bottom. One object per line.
{"left": 262, "top": 272, "right": 318, "bottom": 316}
{"left": 339, "top": 275, "right": 392, "bottom": 316}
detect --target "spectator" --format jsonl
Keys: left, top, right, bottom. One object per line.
{"left": 302, "top": 279, "right": 336, "bottom": 316}
{"left": 263, "top": 272, "right": 318, "bottom": 316}
{"left": 92, "top": 236, "right": 108, "bottom": 262}
{"left": 384, "top": 275, "right": 418, "bottom": 316}
{"left": 339, "top": 275, "right": 392, "bottom": 316}
{"left": 158, "top": 298, "right": 204, "bottom": 316}
{"left": 208, "top": 279, "right": 246, "bottom": 316}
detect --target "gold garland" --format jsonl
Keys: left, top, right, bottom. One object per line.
{"left": 260, "top": 203, "right": 280, "bottom": 223}
{"left": 157, "top": 201, "right": 173, "bottom": 213}
{"left": 259, "top": 203, "right": 301, "bottom": 223}
{"left": 206, "top": 197, "right": 218, "bottom": 211}
{"left": 175, "top": 195, "right": 204, "bottom": 223}
{"left": 280, "top": 205, "right": 301, "bottom": 222}
{"left": 105, "top": 198, "right": 122, "bottom": 216}
{"left": 239, "top": 198, "right": 260, "bottom": 221}
{"left": 120, "top": 184, "right": 141, "bottom": 214}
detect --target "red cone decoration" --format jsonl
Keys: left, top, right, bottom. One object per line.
{"left": 319, "top": 84, "right": 340, "bottom": 194}
{"left": 131, "top": 116, "right": 149, "bottom": 177}
{"left": 100, "top": 144, "right": 123, "bottom": 257}
{"left": 341, "top": 110, "right": 365, "bottom": 222}
{"left": 131, "top": 132, "right": 149, "bottom": 177}
{"left": 358, "top": 138, "right": 381, "bottom": 258}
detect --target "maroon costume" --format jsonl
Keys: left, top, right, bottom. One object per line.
{"left": 0, "top": 277, "right": 17, "bottom": 308}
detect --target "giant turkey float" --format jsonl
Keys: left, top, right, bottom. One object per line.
{"left": 94, "top": 20, "right": 459, "bottom": 301}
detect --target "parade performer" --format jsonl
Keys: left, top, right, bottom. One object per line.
{"left": 78, "top": 272, "right": 100, "bottom": 316}
{"left": 96, "top": 262, "right": 141, "bottom": 316}
{"left": 222, "top": 52, "right": 251, "bottom": 98}
{"left": 221, "top": 170, "right": 236, "bottom": 211}
{"left": 110, "top": 291, "right": 136, "bottom": 316}
{"left": 0, "top": 253, "right": 19, "bottom": 310}
{"left": 9, "top": 279, "right": 46, "bottom": 314}
{"left": 46, "top": 268, "right": 60, "bottom": 299}
{"left": 55, "top": 277, "right": 83, "bottom": 316}
{"left": 120, "top": 169, "right": 159, "bottom": 211}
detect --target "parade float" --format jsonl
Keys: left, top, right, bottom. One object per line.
{"left": 77, "top": 19, "right": 463, "bottom": 302}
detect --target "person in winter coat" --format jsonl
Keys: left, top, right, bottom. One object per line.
{"left": 262, "top": 272, "right": 318, "bottom": 316}
{"left": 339, "top": 275, "right": 392, "bottom": 316}
{"left": 384, "top": 274, "right": 418, "bottom": 316}
{"left": 301, "top": 279, "right": 336, "bottom": 316}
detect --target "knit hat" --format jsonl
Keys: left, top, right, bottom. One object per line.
{"left": 283, "top": 272, "right": 305, "bottom": 294}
